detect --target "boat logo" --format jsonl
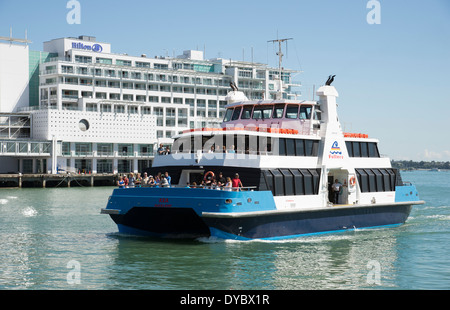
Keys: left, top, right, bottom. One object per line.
{"left": 329, "top": 141, "right": 344, "bottom": 159}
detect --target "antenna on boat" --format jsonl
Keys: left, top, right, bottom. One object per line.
{"left": 268, "top": 38, "right": 292, "bottom": 99}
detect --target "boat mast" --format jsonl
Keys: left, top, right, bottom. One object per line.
{"left": 268, "top": 38, "right": 292, "bottom": 99}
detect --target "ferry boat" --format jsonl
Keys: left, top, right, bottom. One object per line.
{"left": 101, "top": 80, "right": 424, "bottom": 240}
{"left": 101, "top": 45, "right": 424, "bottom": 240}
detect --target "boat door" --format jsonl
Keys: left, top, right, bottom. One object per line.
{"left": 327, "top": 169, "right": 349, "bottom": 205}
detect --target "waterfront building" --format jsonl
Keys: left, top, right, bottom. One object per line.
{"left": 0, "top": 34, "right": 301, "bottom": 175}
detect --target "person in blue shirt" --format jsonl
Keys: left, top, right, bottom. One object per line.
{"left": 164, "top": 172, "right": 171, "bottom": 187}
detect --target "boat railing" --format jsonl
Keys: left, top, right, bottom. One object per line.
{"left": 124, "top": 184, "right": 257, "bottom": 191}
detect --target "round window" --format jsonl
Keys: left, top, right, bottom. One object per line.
{"left": 78, "top": 119, "right": 90, "bottom": 131}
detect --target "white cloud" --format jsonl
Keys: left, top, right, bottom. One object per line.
{"left": 419, "top": 149, "right": 450, "bottom": 161}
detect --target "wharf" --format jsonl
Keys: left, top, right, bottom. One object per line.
{"left": 0, "top": 173, "right": 118, "bottom": 188}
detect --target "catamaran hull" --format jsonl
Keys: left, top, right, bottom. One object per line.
{"left": 105, "top": 202, "right": 417, "bottom": 240}
{"left": 202, "top": 203, "right": 415, "bottom": 240}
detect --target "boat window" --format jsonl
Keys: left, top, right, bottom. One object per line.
{"left": 280, "top": 169, "right": 294, "bottom": 196}
{"left": 305, "top": 140, "right": 313, "bottom": 156}
{"left": 262, "top": 106, "right": 273, "bottom": 119}
{"left": 285, "top": 105, "right": 298, "bottom": 119}
{"left": 252, "top": 106, "right": 272, "bottom": 119}
{"left": 345, "top": 141, "right": 353, "bottom": 157}
{"left": 270, "top": 170, "right": 284, "bottom": 196}
{"left": 299, "top": 105, "right": 312, "bottom": 119}
{"left": 252, "top": 108, "right": 262, "bottom": 119}
{"left": 273, "top": 105, "right": 285, "bottom": 118}
{"left": 278, "top": 138, "right": 286, "bottom": 156}
{"left": 301, "top": 169, "right": 313, "bottom": 195}
{"left": 291, "top": 169, "right": 305, "bottom": 195}
{"left": 368, "top": 142, "right": 380, "bottom": 157}
{"left": 360, "top": 142, "right": 368, "bottom": 157}
{"left": 286, "top": 139, "right": 295, "bottom": 156}
{"left": 373, "top": 169, "right": 384, "bottom": 192}
{"left": 223, "top": 108, "right": 233, "bottom": 122}
{"left": 241, "top": 106, "right": 253, "bottom": 119}
{"left": 352, "top": 142, "right": 361, "bottom": 157}
{"left": 295, "top": 139, "right": 305, "bottom": 156}
{"left": 231, "top": 107, "right": 242, "bottom": 121}
{"left": 365, "top": 169, "right": 377, "bottom": 192}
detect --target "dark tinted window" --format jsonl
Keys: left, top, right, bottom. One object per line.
{"left": 231, "top": 107, "right": 241, "bottom": 120}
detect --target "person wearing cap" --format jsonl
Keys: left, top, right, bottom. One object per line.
{"left": 232, "top": 173, "right": 243, "bottom": 191}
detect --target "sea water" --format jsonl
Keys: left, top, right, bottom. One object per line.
{"left": 0, "top": 170, "right": 448, "bottom": 290}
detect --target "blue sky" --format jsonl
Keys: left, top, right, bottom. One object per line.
{"left": 1, "top": 0, "right": 449, "bottom": 161}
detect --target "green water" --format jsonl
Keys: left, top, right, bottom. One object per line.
{"left": 0, "top": 171, "right": 449, "bottom": 290}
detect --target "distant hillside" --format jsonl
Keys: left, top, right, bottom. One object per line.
{"left": 391, "top": 160, "right": 450, "bottom": 170}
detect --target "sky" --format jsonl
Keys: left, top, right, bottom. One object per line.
{"left": 1, "top": 0, "right": 449, "bottom": 161}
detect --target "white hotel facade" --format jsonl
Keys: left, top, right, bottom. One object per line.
{"left": 0, "top": 35, "right": 301, "bottom": 175}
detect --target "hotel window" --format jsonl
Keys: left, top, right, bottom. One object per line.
{"left": 123, "top": 94, "right": 133, "bottom": 101}
{"left": 81, "top": 91, "right": 93, "bottom": 98}
{"left": 154, "top": 63, "right": 168, "bottom": 70}
{"left": 101, "top": 104, "right": 112, "bottom": 112}
{"left": 62, "top": 65, "right": 74, "bottom": 73}
{"left": 86, "top": 103, "right": 97, "bottom": 111}
{"left": 75, "top": 143, "right": 92, "bottom": 156}
{"left": 136, "top": 62, "right": 150, "bottom": 68}
{"left": 96, "top": 57, "right": 112, "bottom": 64}
{"left": 161, "top": 97, "right": 171, "bottom": 103}
{"left": 128, "top": 106, "right": 138, "bottom": 114}
{"left": 148, "top": 96, "right": 159, "bottom": 103}
{"left": 116, "top": 59, "right": 131, "bottom": 67}
{"left": 109, "top": 93, "right": 120, "bottom": 100}
{"left": 136, "top": 95, "right": 146, "bottom": 102}
{"left": 118, "top": 144, "right": 133, "bottom": 156}
{"left": 97, "top": 143, "right": 113, "bottom": 156}
{"left": 75, "top": 55, "right": 92, "bottom": 63}
{"left": 106, "top": 70, "right": 116, "bottom": 77}
{"left": 94, "top": 69, "right": 102, "bottom": 76}
{"left": 173, "top": 97, "right": 183, "bottom": 104}
{"left": 197, "top": 87, "right": 207, "bottom": 94}
{"left": 141, "top": 107, "right": 151, "bottom": 115}
{"left": 115, "top": 105, "right": 125, "bottom": 113}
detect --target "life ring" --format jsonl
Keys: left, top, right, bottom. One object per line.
{"left": 204, "top": 171, "right": 215, "bottom": 181}
{"left": 349, "top": 176, "right": 356, "bottom": 187}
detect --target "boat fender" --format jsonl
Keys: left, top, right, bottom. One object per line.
{"left": 349, "top": 176, "right": 356, "bottom": 187}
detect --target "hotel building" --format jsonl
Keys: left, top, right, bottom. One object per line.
{"left": 0, "top": 35, "right": 301, "bottom": 175}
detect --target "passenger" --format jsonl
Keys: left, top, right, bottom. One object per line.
{"left": 142, "top": 172, "right": 149, "bottom": 184}
{"left": 208, "top": 145, "right": 215, "bottom": 153}
{"left": 161, "top": 176, "right": 169, "bottom": 187}
{"left": 128, "top": 172, "right": 135, "bottom": 188}
{"left": 117, "top": 176, "right": 125, "bottom": 189}
{"left": 222, "top": 146, "right": 227, "bottom": 153}
{"left": 148, "top": 176, "right": 156, "bottom": 187}
{"left": 331, "top": 179, "right": 342, "bottom": 204}
{"left": 224, "top": 177, "right": 232, "bottom": 191}
{"left": 155, "top": 172, "right": 161, "bottom": 186}
{"left": 191, "top": 182, "right": 197, "bottom": 188}
{"left": 123, "top": 175, "right": 129, "bottom": 188}
{"left": 217, "top": 172, "right": 226, "bottom": 187}
{"left": 164, "top": 172, "right": 171, "bottom": 187}
{"left": 165, "top": 146, "right": 171, "bottom": 154}
{"left": 157, "top": 143, "right": 165, "bottom": 155}
{"left": 135, "top": 173, "right": 142, "bottom": 187}
{"left": 232, "top": 173, "right": 243, "bottom": 191}
{"left": 228, "top": 145, "right": 236, "bottom": 153}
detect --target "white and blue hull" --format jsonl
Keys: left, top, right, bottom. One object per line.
{"left": 101, "top": 184, "right": 423, "bottom": 240}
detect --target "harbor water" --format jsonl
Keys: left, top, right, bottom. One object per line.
{"left": 0, "top": 170, "right": 448, "bottom": 290}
